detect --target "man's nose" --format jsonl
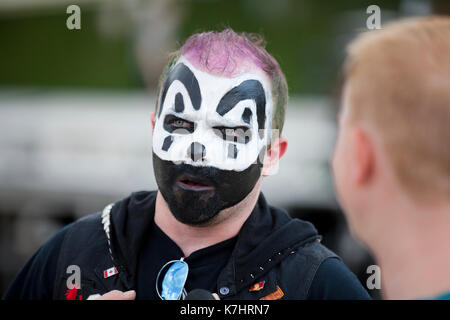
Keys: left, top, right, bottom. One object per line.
{"left": 188, "top": 142, "right": 206, "bottom": 162}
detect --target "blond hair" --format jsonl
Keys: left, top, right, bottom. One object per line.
{"left": 344, "top": 16, "right": 450, "bottom": 201}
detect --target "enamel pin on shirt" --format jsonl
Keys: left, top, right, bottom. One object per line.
{"left": 249, "top": 281, "right": 265, "bottom": 292}
{"left": 103, "top": 266, "right": 118, "bottom": 278}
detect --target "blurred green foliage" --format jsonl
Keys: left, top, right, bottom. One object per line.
{"left": 180, "top": 0, "right": 401, "bottom": 94}
{"left": 0, "top": 0, "right": 404, "bottom": 94}
{"left": 0, "top": 9, "right": 136, "bottom": 89}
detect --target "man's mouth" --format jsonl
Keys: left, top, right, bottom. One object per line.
{"left": 176, "top": 175, "right": 215, "bottom": 192}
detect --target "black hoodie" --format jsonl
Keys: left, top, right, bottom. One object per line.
{"left": 3, "top": 190, "right": 370, "bottom": 300}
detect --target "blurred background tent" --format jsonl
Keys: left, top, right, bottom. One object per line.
{"left": 0, "top": 0, "right": 448, "bottom": 299}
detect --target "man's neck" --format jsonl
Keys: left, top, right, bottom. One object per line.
{"left": 371, "top": 202, "right": 450, "bottom": 300}
{"left": 154, "top": 181, "right": 261, "bottom": 257}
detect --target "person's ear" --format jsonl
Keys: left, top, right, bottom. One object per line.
{"left": 351, "top": 127, "right": 375, "bottom": 185}
{"left": 262, "top": 137, "right": 288, "bottom": 176}
{"left": 150, "top": 111, "right": 156, "bottom": 133}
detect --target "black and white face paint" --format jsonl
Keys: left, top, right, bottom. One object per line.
{"left": 152, "top": 57, "right": 273, "bottom": 225}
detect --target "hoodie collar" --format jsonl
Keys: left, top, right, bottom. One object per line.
{"left": 105, "top": 191, "right": 319, "bottom": 293}
{"left": 217, "top": 192, "right": 320, "bottom": 295}
{"left": 108, "top": 191, "right": 157, "bottom": 289}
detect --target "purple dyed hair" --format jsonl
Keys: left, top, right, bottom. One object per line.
{"left": 156, "top": 28, "right": 288, "bottom": 134}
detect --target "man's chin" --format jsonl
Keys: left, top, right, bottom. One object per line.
{"left": 152, "top": 152, "right": 262, "bottom": 226}
{"left": 166, "top": 190, "right": 223, "bottom": 226}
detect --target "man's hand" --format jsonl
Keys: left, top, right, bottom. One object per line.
{"left": 92, "top": 290, "right": 136, "bottom": 300}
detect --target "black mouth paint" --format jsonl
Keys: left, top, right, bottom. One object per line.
{"left": 152, "top": 152, "right": 264, "bottom": 225}
{"left": 216, "top": 79, "right": 266, "bottom": 138}
{"left": 158, "top": 63, "right": 202, "bottom": 118}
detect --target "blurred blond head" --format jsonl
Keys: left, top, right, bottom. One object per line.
{"left": 332, "top": 16, "right": 450, "bottom": 299}
{"left": 344, "top": 16, "right": 450, "bottom": 203}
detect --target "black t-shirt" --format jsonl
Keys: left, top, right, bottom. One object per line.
{"left": 136, "top": 220, "right": 237, "bottom": 299}
{"left": 3, "top": 220, "right": 371, "bottom": 300}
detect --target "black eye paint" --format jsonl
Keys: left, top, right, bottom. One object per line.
{"left": 235, "top": 128, "right": 252, "bottom": 144}
{"left": 216, "top": 80, "right": 266, "bottom": 138}
{"left": 212, "top": 127, "right": 252, "bottom": 144}
{"left": 174, "top": 93, "right": 184, "bottom": 113}
{"left": 159, "top": 63, "right": 202, "bottom": 118}
{"left": 241, "top": 107, "right": 252, "bottom": 125}
{"left": 163, "top": 114, "right": 195, "bottom": 134}
{"left": 162, "top": 136, "right": 173, "bottom": 151}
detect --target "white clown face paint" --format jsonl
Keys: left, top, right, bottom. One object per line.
{"left": 153, "top": 57, "right": 273, "bottom": 172}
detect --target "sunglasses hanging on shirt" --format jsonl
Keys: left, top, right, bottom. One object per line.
{"left": 156, "top": 258, "right": 189, "bottom": 300}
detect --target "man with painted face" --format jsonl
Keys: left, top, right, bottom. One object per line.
{"left": 4, "top": 29, "right": 369, "bottom": 300}
{"left": 152, "top": 48, "right": 275, "bottom": 228}
{"left": 332, "top": 17, "right": 450, "bottom": 300}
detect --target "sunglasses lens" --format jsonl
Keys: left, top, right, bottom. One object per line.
{"left": 161, "top": 261, "right": 188, "bottom": 300}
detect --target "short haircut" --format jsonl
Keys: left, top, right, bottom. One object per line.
{"left": 156, "top": 28, "right": 288, "bottom": 135}
{"left": 344, "top": 16, "right": 450, "bottom": 201}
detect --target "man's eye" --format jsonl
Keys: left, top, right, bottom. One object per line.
{"left": 163, "top": 115, "right": 195, "bottom": 133}
{"left": 172, "top": 119, "right": 190, "bottom": 127}
{"left": 213, "top": 126, "right": 252, "bottom": 144}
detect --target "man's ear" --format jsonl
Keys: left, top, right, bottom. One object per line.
{"left": 351, "top": 127, "right": 375, "bottom": 185}
{"left": 150, "top": 111, "right": 156, "bottom": 133}
{"left": 262, "top": 137, "right": 288, "bottom": 176}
